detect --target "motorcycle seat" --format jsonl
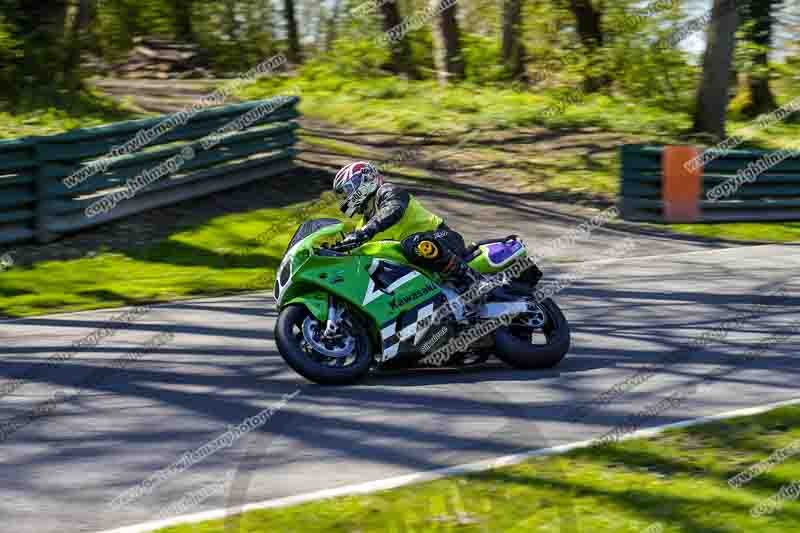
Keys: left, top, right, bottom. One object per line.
{"left": 463, "top": 235, "right": 519, "bottom": 261}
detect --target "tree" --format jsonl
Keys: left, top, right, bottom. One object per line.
{"left": 692, "top": 0, "right": 739, "bottom": 139}
{"left": 430, "top": 0, "right": 465, "bottom": 85}
{"left": 741, "top": 0, "right": 780, "bottom": 117}
{"left": 0, "top": 1, "right": 23, "bottom": 103}
{"left": 501, "top": 0, "right": 527, "bottom": 81}
{"left": 173, "top": 0, "right": 194, "bottom": 42}
{"left": 224, "top": 0, "right": 239, "bottom": 43}
{"left": 312, "top": 0, "right": 326, "bottom": 50}
{"left": 567, "top": 0, "right": 608, "bottom": 92}
{"left": 258, "top": 0, "right": 274, "bottom": 47}
{"left": 324, "top": 0, "right": 341, "bottom": 52}
{"left": 16, "top": 0, "right": 70, "bottom": 84}
{"left": 283, "top": 0, "right": 301, "bottom": 63}
{"left": 379, "top": 0, "right": 418, "bottom": 78}
{"left": 64, "top": 0, "right": 97, "bottom": 82}
{"left": 16, "top": 0, "right": 68, "bottom": 38}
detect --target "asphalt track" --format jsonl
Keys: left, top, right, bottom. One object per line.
{"left": 1, "top": 199, "right": 799, "bottom": 532}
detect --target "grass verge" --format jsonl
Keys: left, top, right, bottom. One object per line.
{"left": 669, "top": 222, "right": 800, "bottom": 243}
{"left": 0, "top": 195, "right": 348, "bottom": 317}
{"left": 153, "top": 404, "right": 800, "bottom": 533}
{"left": 0, "top": 85, "right": 140, "bottom": 139}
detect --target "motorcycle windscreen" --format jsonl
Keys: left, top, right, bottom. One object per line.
{"left": 285, "top": 218, "right": 342, "bottom": 254}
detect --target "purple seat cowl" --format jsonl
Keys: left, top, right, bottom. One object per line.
{"left": 487, "top": 240, "right": 523, "bottom": 266}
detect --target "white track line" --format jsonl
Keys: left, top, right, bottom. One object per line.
{"left": 96, "top": 396, "right": 800, "bottom": 533}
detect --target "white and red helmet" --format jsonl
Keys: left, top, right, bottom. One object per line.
{"left": 333, "top": 161, "right": 383, "bottom": 217}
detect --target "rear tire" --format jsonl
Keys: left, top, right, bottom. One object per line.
{"left": 493, "top": 298, "right": 570, "bottom": 369}
{"left": 275, "top": 304, "right": 374, "bottom": 385}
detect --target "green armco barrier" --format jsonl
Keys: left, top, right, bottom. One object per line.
{"left": 0, "top": 138, "right": 38, "bottom": 245}
{"left": 620, "top": 144, "right": 800, "bottom": 223}
{"left": 0, "top": 97, "right": 300, "bottom": 245}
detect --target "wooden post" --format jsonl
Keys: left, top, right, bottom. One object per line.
{"left": 662, "top": 146, "right": 703, "bottom": 223}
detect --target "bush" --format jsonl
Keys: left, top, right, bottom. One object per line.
{"left": 302, "top": 37, "right": 390, "bottom": 84}
{"left": 462, "top": 34, "right": 507, "bottom": 85}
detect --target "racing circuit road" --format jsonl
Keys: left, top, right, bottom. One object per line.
{"left": 1, "top": 190, "right": 799, "bottom": 533}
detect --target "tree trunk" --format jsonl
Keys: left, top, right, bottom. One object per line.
{"left": 173, "top": 0, "right": 194, "bottom": 42}
{"left": 379, "top": 1, "right": 418, "bottom": 78}
{"left": 283, "top": 0, "right": 301, "bottom": 63}
{"left": 225, "top": 0, "right": 239, "bottom": 42}
{"left": 567, "top": 0, "right": 608, "bottom": 92}
{"left": 501, "top": 0, "right": 527, "bottom": 81}
{"left": 15, "top": 0, "right": 69, "bottom": 40}
{"left": 743, "top": 0, "right": 778, "bottom": 117}
{"left": 692, "top": 0, "right": 739, "bottom": 140}
{"left": 17, "top": 0, "right": 69, "bottom": 83}
{"left": 313, "top": 1, "right": 325, "bottom": 50}
{"left": 64, "top": 0, "right": 96, "bottom": 84}
{"left": 325, "top": 0, "right": 342, "bottom": 52}
{"left": 259, "top": 0, "right": 273, "bottom": 40}
{"left": 430, "top": 0, "right": 465, "bottom": 85}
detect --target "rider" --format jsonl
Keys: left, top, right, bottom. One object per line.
{"left": 333, "top": 161, "right": 485, "bottom": 291}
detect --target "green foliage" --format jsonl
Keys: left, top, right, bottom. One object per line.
{"left": 0, "top": 14, "right": 21, "bottom": 106}
{"left": 728, "top": 84, "right": 754, "bottom": 121}
{"left": 94, "top": 0, "right": 176, "bottom": 60}
{"left": 599, "top": 0, "right": 696, "bottom": 110}
{"left": 192, "top": 0, "right": 279, "bottom": 72}
{"left": 461, "top": 34, "right": 507, "bottom": 84}
{"left": 608, "top": 41, "right": 697, "bottom": 112}
{"left": 302, "top": 37, "right": 391, "bottom": 83}
{"left": 5, "top": 0, "right": 799, "bottom": 120}
{"left": 0, "top": 87, "right": 138, "bottom": 139}
{"left": 407, "top": 27, "right": 436, "bottom": 76}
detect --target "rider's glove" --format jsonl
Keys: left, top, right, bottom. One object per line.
{"left": 340, "top": 229, "right": 370, "bottom": 248}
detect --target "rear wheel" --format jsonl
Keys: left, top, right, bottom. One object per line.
{"left": 275, "top": 304, "right": 374, "bottom": 385}
{"left": 493, "top": 298, "right": 570, "bottom": 369}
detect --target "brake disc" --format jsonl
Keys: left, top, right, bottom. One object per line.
{"left": 302, "top": 317, "right": 355, "bottom": 358}
{"left": 522, "top": 303, "right": 547, "bottom": 329}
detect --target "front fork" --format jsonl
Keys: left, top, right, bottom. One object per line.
{"left": 286, "top": 293, "right": 379, "bottom": 355}
{"left": 323, "top": 297, "right": 343, "bottom": 338}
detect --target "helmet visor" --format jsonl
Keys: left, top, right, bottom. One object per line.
{"left": 334, "top": 173, "right": 361, "bottom": 204}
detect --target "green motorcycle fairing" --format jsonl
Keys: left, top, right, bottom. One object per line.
{"left": 275, "top": 223, "right": 451, "bottom": 360}
{"left": 275, "top": 220, "right": 531, "bottom": 363}
{"left": 285, "top": 291, "right": 330, "bottom": 323}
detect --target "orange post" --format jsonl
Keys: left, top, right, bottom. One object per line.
{"left": 661, "top": 146, "right": 703, "bottom": 223}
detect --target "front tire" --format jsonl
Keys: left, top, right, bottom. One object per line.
{"left": 275, "top": 304, "right": 374, "bottom": 385}
{"left": 493, "top": 298, "right": 570, "bottom": 369}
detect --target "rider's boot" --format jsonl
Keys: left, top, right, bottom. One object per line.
{"left": 443, "top": 256, "right": 496, "bottom": 296}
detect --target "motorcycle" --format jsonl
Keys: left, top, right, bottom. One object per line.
{"left": 273, "top": 218, "right": 570, "bottom": 384}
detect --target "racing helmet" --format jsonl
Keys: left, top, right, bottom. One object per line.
{"left": 333, "top": 161, "right": 383, "bottom": 217}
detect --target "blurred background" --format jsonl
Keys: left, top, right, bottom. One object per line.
{"left": 1, "top": 0, "right": 799, "bottom": 140}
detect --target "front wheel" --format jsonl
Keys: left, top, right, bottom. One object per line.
{"left": 493, "top": 298, "right": 570, "bottom": 369}
{"left": 275, "top": 304, "right": 374, "bottom": 385}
